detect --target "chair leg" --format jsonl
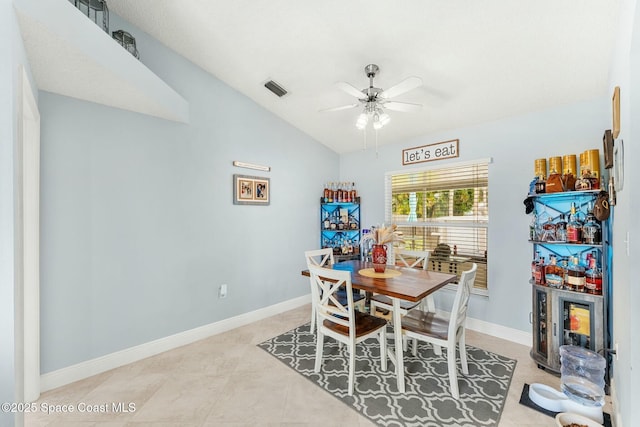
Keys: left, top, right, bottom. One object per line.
{"left": 459, "top": 330, "right": 469, "bottom": 375}
{"left": 348, "top": 342, "right": 356, "bottom": 396}
{"left": 447, "top": 342, "right": 460, "bottom": 399}
{"left": 433, "top": 343, "right": 443, "bottom": 356}
{"left": 425, "top": 295, "right": 435, "bottom": 313}
{"left": 310, "top": 303, "right": 316, "bottom": 333}
{"left": 379, "top": 329, "right": 387, "bottom": 371}
{"left": 314, "top": 332, "right": 324, "bottom": 373}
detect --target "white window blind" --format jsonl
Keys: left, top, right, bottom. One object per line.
{"left": 385, "top": 159, "right": 490, "bottom": 291}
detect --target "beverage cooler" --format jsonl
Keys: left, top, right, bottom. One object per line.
{"left": 526, "top": 152, "right": 613, "bottom": 389}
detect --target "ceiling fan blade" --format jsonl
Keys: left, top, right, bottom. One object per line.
{"left": 335, "top": 81, "right": 367, "bottom": 99}
{"left": 379, "top": 76, "right": 423, "bottom": 99}
{"left": 319, "top": 103, "right": 360, "bottom": 112}
{"left": 383, "top": 101, "right": 423, "bottom": 112}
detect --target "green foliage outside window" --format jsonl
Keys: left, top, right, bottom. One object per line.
{"left": 392, "top": 189, "right": 475, "bottom": 219}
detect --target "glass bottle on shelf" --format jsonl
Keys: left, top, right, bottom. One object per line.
{"left": 323, "top": 211, "right": 330, "bottom": 230}
{"left": 545, "top": 255, "right": 564, "bottom": 288}
{"left": 566, "top": 203, "right": 583, "bottom": 243}
{"left": 559, "top": 256, "right": 570, "bottom": 289}
{"left": 531, "top": 250, "right": 540, "bottom": 282}
{"left": 535, "top": 174, "right": 547, "bottom": 194}
{"left": 534, "top": 256, "right": 546, "bottom": 285}
{"left": 349, "top": 182, "right": 357, "bottom": 202}
{"left": 529, "top": 214, "right": 539, "bottom": 241}
{"left": 585, "top": 256, "right": 603, "bottom": 295}
{"left": 555, "top": 213, "right": 568, "bottom": 242}
{"left": 566, "top": 256, "right": 586, "bottom": 292}
{"left": 541, "top": 217, "right": 557, "bottom": 242}
{"left": 582, "top": 204, "right": 602, "bottom": 244}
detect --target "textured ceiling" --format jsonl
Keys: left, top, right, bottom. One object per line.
{"left": 107, "top": 0, "right": 619, "bottom": 154}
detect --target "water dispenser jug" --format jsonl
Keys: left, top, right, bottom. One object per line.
{"left": 559, "top": 345, "right": 606, "bottom": 407}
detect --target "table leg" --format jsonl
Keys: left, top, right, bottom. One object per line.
{"left": 392, "top": 298, "right": 405, "bottom": 393}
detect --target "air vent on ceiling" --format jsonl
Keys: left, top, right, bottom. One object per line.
{"left": 264, "top": 80, "right": 288, "bottom": 97}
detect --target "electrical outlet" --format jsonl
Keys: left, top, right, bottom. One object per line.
{"left": 219, "top": 284, "right": 228, "bottom": 299}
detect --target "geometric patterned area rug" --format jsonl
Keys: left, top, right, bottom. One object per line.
{"left": 258, "top": 323, "right": 517, "bottom": 427}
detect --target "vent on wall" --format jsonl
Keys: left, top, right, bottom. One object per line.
{"left": 264, "top": 80, "right": 288, "bottom": 97}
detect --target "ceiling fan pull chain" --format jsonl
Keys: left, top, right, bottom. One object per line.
{"left": 363, "top": 128, "right": 367, "bottom": 151}
{"left": 375, "top": 129, "right": 379, "bottom": 158}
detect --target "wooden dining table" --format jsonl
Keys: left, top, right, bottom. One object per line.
{"left": 301, "top": 259, "right": 457, "bottom": 393}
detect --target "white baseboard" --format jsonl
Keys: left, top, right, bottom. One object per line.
{"left": 433, "top": 309, "right": 532, "bottom": 347}
{"left": 41, "top": 295, "right": 531, "bottom": 392}
{"left": 465, "top": 315, "right": 532, "bottom": 347}
{"left": 40, "top": 294, "right": 311, "bottom": 392}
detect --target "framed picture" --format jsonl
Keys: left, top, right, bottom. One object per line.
{"left": 612, "top": 86, "right": 620, "bottom": 139}
{"left": 233, "top": 174, "right": 270, "bottom": 205}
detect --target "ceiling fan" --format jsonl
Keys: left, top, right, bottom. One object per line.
{"left": 322, "top": 64, "right": 423, "bottom": 130}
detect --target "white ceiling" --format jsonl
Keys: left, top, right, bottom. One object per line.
{"left": 107, "top": 0, "right": 619, "bottom": 154}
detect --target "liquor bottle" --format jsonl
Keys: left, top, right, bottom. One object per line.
{"left": 349, "top": 182, "right": 357, "bottom": 202}
{"left": 585, "top": 256, "right": 603, "bottom": 295}
{"left": 323, "top": 183, "right": 330, "bottom": 202}
{"left": 541, "top": 217, "right": 557, "bottom": 242}
{"left": 562, "top": 154, "right": 577, "bottom": 192}
{"left": 545, "top": 255, "right": 564, "bottom": 288}
{"left": 531, "top": 251, "right": 540, "bottom": 282}
{"left": 559, "top": 256, "right": 570, "bottom": 289}
{"left": 555, "top": 213, "right": 568, "bottom": 242}
{"left": 582, "top": 204, "right": 602, "bottom": 244}
{"left": 535, "top": 175, "right": 547, "bottom": 194}
{"left": 331, "top": 182, "right": 337, "bottom": 203}
{"left": 534, "top": 256, "right": 546, "bottom": 285}
{"left": 566, "top": 256, "right": 586, "bottom": 292}
{"left": 566, "top": 203, "right": 582, "bottom": 243}
{"left": 323, "top": 211, "right": 330, "bottom": 230}
{"left": 529, "top": 214, "right": 539, "bottom": 241}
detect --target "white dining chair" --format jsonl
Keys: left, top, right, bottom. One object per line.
{"left": 401, "top": 263, "right": 477, "bottom": 399}
{"left": 308, "top": 264, "right": 388, "bottom": 395}
{"left": 370, "top": 249, "right": 434, "bottom": 316}
{"left": 304, "top": 248, "right": 364, "bottom": 333}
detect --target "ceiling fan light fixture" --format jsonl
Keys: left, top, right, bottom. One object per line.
{"left": 378, "top": 112, "right": 391, "bottom": 127}
{"left": 372, "top": 113, "right": 383, "bottom": 130}
{"left": 356, "top": 112, "right": 368, "bottom": 130}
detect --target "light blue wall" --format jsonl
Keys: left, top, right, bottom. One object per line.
{"left": 38, "top": 15, "right": 338, "bottom": 373}
{"left": 341, "top": 99, "right": 609, "bottom": 333}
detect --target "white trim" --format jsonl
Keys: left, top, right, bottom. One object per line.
{"left": 40, "top": 295, "right": 310, "bottom": 392}
{"left": 434, "top": 309, "right": 532, "bottom": 347}
{"left": 385, "top": 156, "right": 494, "bottom": 177}
{"left": 41, "top": 293, "right": 531, "bottom": 392}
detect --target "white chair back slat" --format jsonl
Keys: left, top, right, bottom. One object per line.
{"left": 395, "top": 249, "right": 430, "bottom": 270}
{"left": 309, "top": 265, "right": 353, "bottom": 330}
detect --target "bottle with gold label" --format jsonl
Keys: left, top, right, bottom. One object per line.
{"left": 562, "top": 154, "right": 577, "bottom": 192}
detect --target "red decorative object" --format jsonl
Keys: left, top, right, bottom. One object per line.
{"left": 372, "top": 244, "right": 387, "bottom": 273}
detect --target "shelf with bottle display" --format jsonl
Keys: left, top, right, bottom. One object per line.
{"left": 528, "top": 192, "right": 605, "bottom": 247}
{"left": 320, "top": 199, "right": 361, "bottom": 231}
{"left": 320, "top": 195, "right": 361, "bottom": 258}
{"left": 528, "top": 190, "right": 606, "bottom": 297}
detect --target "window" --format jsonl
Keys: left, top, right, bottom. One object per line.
{"left": 385, "top": 159, "right": 490, "bottom": 292}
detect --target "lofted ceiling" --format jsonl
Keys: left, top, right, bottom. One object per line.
{"left": 107, "top": 0, "right": 619, "bottom": 154}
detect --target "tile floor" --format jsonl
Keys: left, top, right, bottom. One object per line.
{"left": 24, "top": 305, "right": 612, "bottom": 426}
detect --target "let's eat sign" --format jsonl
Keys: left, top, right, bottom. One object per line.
{"left": 402, "top": 139, "right": 459, "bottom": 165}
